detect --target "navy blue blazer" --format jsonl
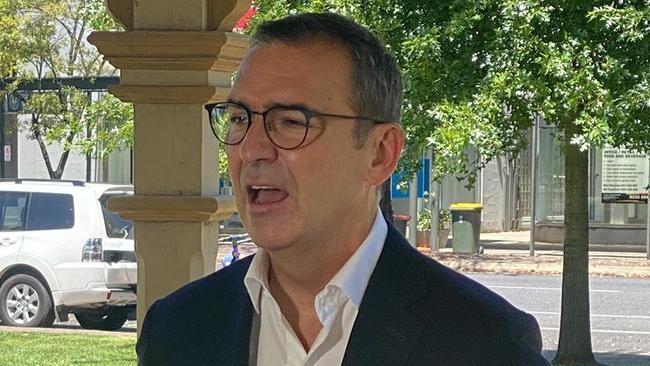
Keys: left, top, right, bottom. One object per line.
{"left": 137, "top": 223, "right": 550, "bottom": 366}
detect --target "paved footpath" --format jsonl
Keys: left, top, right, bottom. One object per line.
{"left": 426, "top": 248, "right": 650, "bottom": 279}
{"left": 430, "top": 230, "right": 650, "bottom": 278}
{"left": 218, "top": 230, "right": 650, "bottom": 278}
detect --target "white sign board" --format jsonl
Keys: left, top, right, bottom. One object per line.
{"left": 601, "top": 148, "right": 649, "bottom": 203}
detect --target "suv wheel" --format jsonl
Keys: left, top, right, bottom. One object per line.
{"left": 0, "top": 274, "right": 55, "bottom": 327}
{"left": 74, "top": 306, "right": 129, "bottom": 331}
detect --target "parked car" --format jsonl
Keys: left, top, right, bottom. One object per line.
{"left": 0, "top": 179, "right": 136, "bottom": 331}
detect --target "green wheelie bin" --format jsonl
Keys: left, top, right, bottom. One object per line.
{"left": 450, "top": 203, "right": 483, "bottom": 254}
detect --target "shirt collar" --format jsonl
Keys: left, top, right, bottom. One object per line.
{"left": 244, "top": 209, "right": 388, "bottom": 314}
{"left": 244, "top": 248, "right": 271, "bottom": 314}
{"left": 325, "top": 210, "right": 387, "bottom": 308}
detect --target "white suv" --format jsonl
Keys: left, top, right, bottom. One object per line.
{"left": 0, "top": 179, "right": 136, "bottom": 330}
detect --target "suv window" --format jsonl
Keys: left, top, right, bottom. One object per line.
{"left": 26, "top": 193, "right": 75, "bottom": 231}
{"left": 0, "top": 192, "right": 29, "bottom": 231}
{"left": 100, "top": 194, "right": 134, "bottom": 239}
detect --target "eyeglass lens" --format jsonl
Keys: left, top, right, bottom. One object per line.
{"left": 209, "top": 103, "right": 309, "bottom": 149}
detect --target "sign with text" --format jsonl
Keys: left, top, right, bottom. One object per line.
{"left": 601, "top": 148, "right": 649, "bottom": 203}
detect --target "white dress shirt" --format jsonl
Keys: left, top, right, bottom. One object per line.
{"left": 244, "top": 211, "right": 388, "bottom": 366}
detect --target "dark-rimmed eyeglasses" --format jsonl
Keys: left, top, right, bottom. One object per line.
{"left": 204, "top": 101, "right": 388, "bottom": 150}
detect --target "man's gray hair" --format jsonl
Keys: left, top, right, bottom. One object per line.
{"left": 251, "top": 12, "right": 403, "bottom": 146}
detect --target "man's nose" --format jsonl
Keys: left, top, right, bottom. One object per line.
{"left": 238, "top": 115, "right": 278, "bottom": 163}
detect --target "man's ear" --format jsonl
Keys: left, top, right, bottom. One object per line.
{"left": 365, "top": 123, "right": 404, "bottom": 186}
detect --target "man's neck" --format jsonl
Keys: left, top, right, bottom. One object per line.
{"left": 267, "top": 208, "right": 377, "bottom": 295}
{"left": 264, "top": 207, "right": 378, "bottom": 350}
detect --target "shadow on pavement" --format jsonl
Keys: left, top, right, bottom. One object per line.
{"left": 543, "top": 350, "right": 650, "bottom": 365}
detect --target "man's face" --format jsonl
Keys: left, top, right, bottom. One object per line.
{"left": 226, "top": 40, "right": 373, "bottom": 252}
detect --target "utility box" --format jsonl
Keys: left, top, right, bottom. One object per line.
{"left": 450, "top": 203, "right": 483, "bottom": 253}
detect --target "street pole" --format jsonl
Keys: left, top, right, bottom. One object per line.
{"left": 530, "top": 115, "right": 539, "bottom": 256}
{"left": 0, "top": 96, "right": 5, "bottom": 178}
{"left": 428, "top": 149, "right": 439, "bottom": 251}
{"left": 408, "top": 173, "right": 418, "bottom": 247}
{"left": 647, "top": 158, "right": 649, "bottom": 260}
{"left": 85, "top": 91, "right": 92, "bottom": 182}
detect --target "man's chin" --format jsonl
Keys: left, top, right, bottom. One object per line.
{"left": 254, "top": 240, "right": 296, "bottom": 254}
{"left": 247, "top": 229, "right": 294, "bottom": 251}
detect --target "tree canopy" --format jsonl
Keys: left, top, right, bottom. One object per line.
{"left": 0, "top": 0, "right": 132, "bottom": 179}
{"left": 0, "top": 0, "right": 21, "bottom": 77}
{"left": 250, "top": 0, "right": 649, "bottom": 177}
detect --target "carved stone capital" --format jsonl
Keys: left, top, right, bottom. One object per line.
{"left": 87, "top": 31, "right": 249, "bottom": 72}
{"left": 108, "top": 85, "right": 230, "bottom": 104}
{"left": 106, "top": 0, "right": 134, "bottom": 31}
{"left": 107, "top": 195, "right": 237, "bottom": 222}
{"left": 106, "top": 0, "right": 252, "bottom": 32}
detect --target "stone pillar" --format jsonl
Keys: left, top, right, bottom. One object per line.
{"left": 88, "top": 0, "right": 250, "bottom": 334}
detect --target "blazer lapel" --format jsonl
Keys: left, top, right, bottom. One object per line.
{"left": 342, "top": 225, "right": 430, "bottom": 366}
{"left": 216, "top": 258, "right": 255, "bottom": 366}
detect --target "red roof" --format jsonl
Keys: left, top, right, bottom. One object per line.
{"left": 234, "top": 5, "right": 257, "bottom": 31}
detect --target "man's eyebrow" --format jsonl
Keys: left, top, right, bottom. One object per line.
{"left": 226, "top": 99, "right": 315, "bottom": 112}
{"left": 272, "top": 102, "right": 312, "bottom": 110}
{"left": 226, "top": 97, "right": 246, "bottom": 105}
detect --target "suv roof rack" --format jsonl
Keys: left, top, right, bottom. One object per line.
{"left": 0, "top": 178, "right": 86, "bottom": 186}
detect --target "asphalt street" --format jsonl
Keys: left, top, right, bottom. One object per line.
{"left": 469, "top": 273, "right": 650, "bottom": 365}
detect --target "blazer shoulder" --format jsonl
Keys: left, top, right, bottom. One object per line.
{"left": 381, "top": 225, "right": 544, "bottom": 354}
{"left": 136, "top": 255, "right": 255, "bottom": 366}
{"left": 159, "top": 254, "right": 253, "bottom": 307}
{"left": 384, "top": 224, "right": 531, "bottom": 319}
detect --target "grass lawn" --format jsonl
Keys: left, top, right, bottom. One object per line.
{"left": 0, "top": 331, "right": 136, "bottom": 365}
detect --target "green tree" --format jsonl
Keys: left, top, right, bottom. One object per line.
{"left": 251, "top": 1, "right": 650, "bottom": 364}
{"left": 83, "top": 92, "right": 134, "bottom": 159}
{"left": 0, "top": 0, "right": 133, "bottom": 179}
{"left": 0, "top": 0, "right": 22, "bottom": 77}
{"left": 218, "top": 141, "right": 231, "bottom": 187}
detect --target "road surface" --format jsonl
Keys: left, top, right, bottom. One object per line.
{"left": 469, "top": 273, "right": 650, "bottom": 365}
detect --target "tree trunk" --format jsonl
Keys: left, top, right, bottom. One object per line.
{"left": 379, "top": 178, "right": 393, "bottom": 224}
{"left": 53, "top": 132, "right": 75, "bottom": 179}
{"left": 32, "top": 114, "right": 72, "bottom": 180}
{"left": 553, "top": 121, "right": 601, "bottom": 366}
{"left": 32, "top": 116, "right": 57, "bottom": 179}
{"left": 53, "top": 150, "right": 70, "bottom": 179}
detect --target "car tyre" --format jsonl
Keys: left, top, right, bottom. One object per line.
{"left": 0, "top": 274, "right": 55, "bottom": 327}
{"left": 75, "top": 306, "right": 129, "bottom": 331}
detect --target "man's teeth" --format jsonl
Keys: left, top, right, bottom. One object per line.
{"left": 251, "top": 186, "right": 275, "bottom": 190}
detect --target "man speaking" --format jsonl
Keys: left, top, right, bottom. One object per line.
{"left": 137, "top": 12, "right": 549, "bottom": 366}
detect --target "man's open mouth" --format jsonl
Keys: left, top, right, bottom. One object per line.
{"left": 248, "top": 185, "right": 289, "bottom": 205}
